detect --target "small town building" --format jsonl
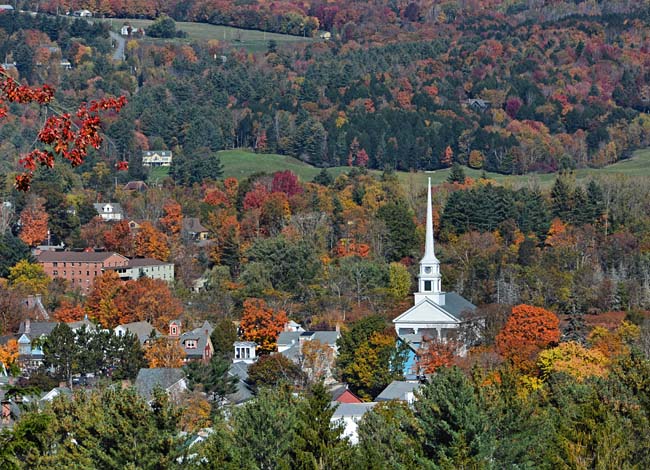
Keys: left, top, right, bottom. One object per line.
{"left": 107, "top": 257, "right": 175, "bottom": 283}
{"left": 134, "top": 368, "right": 187, "bottom": 403}
{"left": 93, "top": 202, "right": 124, "bottom": 221}
{"left": 114, "top": 321, "right": 161, "bottom": 346}
{"left": 331, "top": 402, "right": 377, "bottom": 445}
{"left": 375, "top": 381, "right": 421, "bottom": 404}
{"left": 142, "top": 150, "right": 172, "bottom": 167}
{"left": 179, "top": 321, "right": 214, "bottom": 363}
{"left": 36, "top": 251, "right": 129, "bottom": 294}
{"left": 233, "top": 341, "right": 257, "bottom": 364}
{"left": 182, "top": 218, "right": 209, "bottom": 241}
{"left": 392, "top": 178, "right": 476, "bottom": 375}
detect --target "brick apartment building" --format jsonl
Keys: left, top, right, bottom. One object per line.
{"left": 36, "top": 251, "right": 128, "bottom": 293}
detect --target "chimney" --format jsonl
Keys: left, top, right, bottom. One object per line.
{"left": 335, "top": 322, "right": 341, "bottom": 333}
{"left": 25, "top": 319, "right": 31, "bottom": 334}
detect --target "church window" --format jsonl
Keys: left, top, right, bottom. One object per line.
{"left": 424, "top": 280, "right": 432, "bottom": 291}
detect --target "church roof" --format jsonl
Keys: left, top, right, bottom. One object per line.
{"left": 393, "top": 294, "right": 475, "bottom": 325}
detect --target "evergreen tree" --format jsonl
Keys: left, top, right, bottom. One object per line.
{"left": 551, "top": 174, "right": 573, "bottom": 222}
{"left": 293, "top": 382, "right": 351, "bottom": 469}
{"left": 185, "top": 354, "right": 237, "bottom": 402}
{"left": 447, "top": 163, "right": 466, "bottom": 184}
{"left": 376, "top": 199, "right": 418, "bottom": 261}
{"left": 313, "top": 168, "right": 333, "bottom": 187}
{"left": 414, "top": 367, "right": 495, "bottom": 466}
{"left": 42, "top": 323, "right": 77, "bottom": 388}
{"left": 210, "top": 319, "right": 238, "bottom": 358}
{"left": 586, "top": 180, "right": 604, "bottom": 223}
{"left": 571, "top": 186, "right": 591, "bottom": 225}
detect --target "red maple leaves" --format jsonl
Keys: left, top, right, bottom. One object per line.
{"left": 0, "top": 65, "right": 127, "bottom": 191}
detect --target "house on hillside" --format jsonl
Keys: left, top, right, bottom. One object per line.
{"left": 233, "top": 341, "right": 257, "bottom": 364}
{"left": 72, "top": 9, "right": 92, "bottom": 17}
{"left": 134, "top": 368, "right": 187, "bottom": 403}
{"left": 392, "top": 178, "right": 476, "bottom": 376}
{"left": 114, "top": 321, "right": 161, "bottom": 346}
{"left": 179, "top": 321, "right": 214, "bottom": 363}
{"left": 16, "top": 320, "right": 58, "bottom": 373}
{"left": 277, "top": 330, "right": 340, "bottom": 383}
{"left": 142, "top": 150, "right": 172, "bottom": 167}
{"left": 106, "top": 257, "right": 175, "bottom": 283}
{"left": 330, "top": 384, "right": 363, "bottom": 404}
{"left": 226, "top": 361, "right": 254, "bottom": 405}
{"left": 93, "top": 202, "right": 124, "bottom": 221}
{"left": 182, "top": 218, "right": 209, "bottom": 241}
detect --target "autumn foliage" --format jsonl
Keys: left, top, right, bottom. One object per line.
{"left": 0, "top": 65, "right": 126, "bottom": 190}
{"left": 0, "top": 338, "right": 18, "bottom": 371}
{"left": 145, "top": 337, "right": 186, "bottom": 368}
{"left": 496, "top": 304, "right": 561, "bottom": 370}
{"left": 239, "top": 298, "right": 288, "bottom": 354}
{"left": 18, "top": 198, "right": 49, "bottom": 247}
{"left": 417, "top": 337, "right": 459, "bottom": 374}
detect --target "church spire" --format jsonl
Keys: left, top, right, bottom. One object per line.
{"left": 422, "top": 177, "right": 438, "bottom": 264}
{"left": 415, "top": 177, "right": 444, "bottom": 305}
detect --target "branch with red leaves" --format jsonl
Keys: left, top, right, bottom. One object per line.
{"left": 0, "top": 66, "right": 128, "bottom": 191}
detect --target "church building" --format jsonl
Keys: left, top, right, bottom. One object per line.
{"left": 392, "top": 178, "right": 476, "bottom": 375}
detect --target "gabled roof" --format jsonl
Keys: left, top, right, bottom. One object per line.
{"left": 179, "top": 322, "right": 213, "bottom": 358}
{"left": 330, "top": 384, "right": 363, "bottom": 404}
{"left": 115, "top": 321, "right": 161, "bottom": 345}
{"left": 392, "top": 294, "right": 475, "bottom": 325}
{"left": 182, "top": 217, "right": 208, "bottom": 234}
{"left": 93, "top": 202, "right": 124, "bottom": 214}
{"left": 331, "top": 402, "right": 377, "bottom": 419}
{"left": 134, "top": 368, "right": 186, "bottom": 401}
{"left": 226, "top": 362, "right": 253, "bottom": 404}
{"left": 277, "top": 330, "right": 339, "bottom": 348}
{"left": 17, "top": 321, "right": 58, "bottom": 338}
{"left": 375, "top": 381, "right": 421, "bottom": 402}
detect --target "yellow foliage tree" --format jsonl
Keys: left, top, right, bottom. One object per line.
{"left": 144, "top": 337, "right": 186, "bottom": 368}
{"left": 8, "top": 259, "right": 50, "bottom": 295}
{"left": 0, "top": 338, "right": 18, "bottom": 372}
{"left": 538, "top": 341, "right": 609, "bottom": 382}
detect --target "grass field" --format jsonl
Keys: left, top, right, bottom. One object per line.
{"left": 102, "top": 18, "right": 313, "bottom": 52}
{"left": 216, "top": 147, "right": 650, "bottom": 189}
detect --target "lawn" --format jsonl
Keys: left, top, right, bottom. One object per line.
{"left": 102, "top": 18, "right": 313, "bottom": 52}
{"left": 217, "top": 148, "right": 650, "bottom": 190}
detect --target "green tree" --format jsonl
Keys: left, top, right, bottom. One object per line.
{"left": 357, "top": 401, "right": 431, "bottom": 470}
{"left": 185, "top": 354, "right": 237, "bottom": 402}
{"left": 233, "top": 387, "right": 298, "bottom": 470}
{"left": 0, "top": 233, "right": 32, "bottom": 278}
{"left": 377, "top": 199, "right": 417, "bottom": 261}
{"left": 551, "top": 174, "right": 573, "bottom": 222}
{"left": 247, "top": 354, "right": 305, "bottom": 390}
{"left": 293, "top": 382, "right": 351, "bottom": 469}
{"left": 42, "top": 323, "right": 77, "bottom": 387}
{"left": 447, "top": 163, "right": 466, "bottom": 184}
{"left": 210, "top": 318, "right": 238, "bottom": 358}
{"left": 146, "top": 15, "right": 178, "bottom": 38}
{"left": 414, "top": 367, "right": 495, "bottom": 467}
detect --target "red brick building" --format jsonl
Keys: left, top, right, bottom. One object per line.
{"left": 36, "top": 251, "right": 128, "bottom": 293}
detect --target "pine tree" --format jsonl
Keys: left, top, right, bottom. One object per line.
{"left": 551, "top": 174, "right": 573, "bottom": 222}
{"left": 447, "top": 163, "right": 466, "bottom": 184}
{"left": 293, "top": 382, "right": 351, "bottom": 469}
{"left": 313, "top": 168, "right": 333, "bottom": 186}
{"left": 586, "top": 180, "right": 604, "bottom": 223}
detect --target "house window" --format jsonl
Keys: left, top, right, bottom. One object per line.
{"left": 53, "top": 262, "right": 58, "bottom": 267}
{"left": 53, "top": 270, "right": 58, "bottom": 275}
{"left": 235, "top": 347, "right": 241, "bottom": 359}
{"left": 424, "top": 280, "right": 432, "bottom": 291}
{"left": 86, "top": 271, "right": 90, "bottom": 275}
{"left": 186, "top": 340, "right": 197, "bottom": 349}
{"left": 171, "top": 326, "right": 177, "bottom": 335}
{"left": 245, "top": 348, "right": 250, "bottom": 359}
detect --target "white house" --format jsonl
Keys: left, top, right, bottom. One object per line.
{"left": 392, "top": 178, "right": 476, "bottom": 374}
{"left": 72, "top": 9, "right": 92, "bottom": 17}
{"left": 142, "top": 150, "right": 172, "bottom": 167}
{"left": 331, "top": 402, "right": 377, "bottom": 444}
{"left": 107, "top": 258, "right": 175, "bottom": 283}
{"left": 93, "top": 202, "right": 124, "bottom": 221}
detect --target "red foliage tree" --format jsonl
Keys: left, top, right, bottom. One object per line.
{"left": 18, "top": 198, "right": 49, "bottom": 247}
{"left": 160, "top": 200, "right": 183, "bottom": 237}
{"left": 417, "top": 337, "right": 459, "bottom": 374}
{"left": 496, "top": 304, "right": 561, "bottom": 370}
{"left": 0, "top": 65, "right": 126, "bottom": 190}
{"left": 271, "top": 170, "right": 303, "bottom": 197}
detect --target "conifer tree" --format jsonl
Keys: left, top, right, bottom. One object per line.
{"left": 447, "top": 163, "right": 466, "bottom": 184}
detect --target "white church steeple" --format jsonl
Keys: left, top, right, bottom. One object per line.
{"left": 414, "top": 177, "right": 444, "bottom": 305}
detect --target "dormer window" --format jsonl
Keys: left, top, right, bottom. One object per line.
{"left": 185, "top": 339, "right": 197, "bottom": 349}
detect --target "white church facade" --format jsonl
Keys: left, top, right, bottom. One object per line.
{"left": 393, "top": 178, "right": 476, "bottom": 374}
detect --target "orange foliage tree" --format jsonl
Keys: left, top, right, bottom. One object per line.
{"left": 0, "top": 338, "right": 18, "bottom": 372}
{"left": 53, "top": 299, "right": 86, "bottom": 323}
{"left": 240, "top": 298, "right": 288, "bottom": 355}
{"left": 103, "top": 220, "right": 134, "bottom": 255}
{"left": 134, "top": 221, "right": 170, "bottom": 261}
{"left": 144, "top": 337, "right": 186, "bottom": 368}
{"left": 114, "top": 278, "right": 183, "bottom": 331}
{"left": 496, "top": 304, "right": 561, "bottom": 370}
{"left": 160, "top": 200, "right": 183, "bottom": 237}
{"left": 85, "top": 271, "right": 123, "bottom": 328}
{"left": 18, "top": 198, "right": 49, "bottom": 247}
{"left": 417, "top": 337, "right": 459, "bottom": 374}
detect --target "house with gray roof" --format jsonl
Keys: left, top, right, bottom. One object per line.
{"left": 375, "top": 381, "right": 421, "bottom": 404}
{"left": 142, "top": 150, "right": 172, "bottom": 167}
{"left": 16, "top": 320, "right": 58, "bottom": 373}
{"left": 93, "top": 202, "right": 124, "bottom": 221}
{"left": 114, "top": 321, "right": 161, "bottom": 346}
{"left": 225, "top": 361, "right": 254, "bottom": 405}
{"left": 182, "top": 217, "right": 209, "bottom": 241}
{"left": 277, "top": 330, "right": 340, "bottom": 383}
{"left": 134, "top": 368, "right": 187, "bottom": 403}
{"left": 179, "top": 321, "right": 214, "bottom": 363}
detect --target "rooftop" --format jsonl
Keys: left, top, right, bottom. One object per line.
{"left": 37, "top": 251, "right": 127, "bottom": 263}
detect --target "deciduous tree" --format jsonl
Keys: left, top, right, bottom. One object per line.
{"left": 240, "top": 298, "right": 288, "bottom": 355}
{"left": 144, "top": 337, "right": 186, "bottom": 368}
